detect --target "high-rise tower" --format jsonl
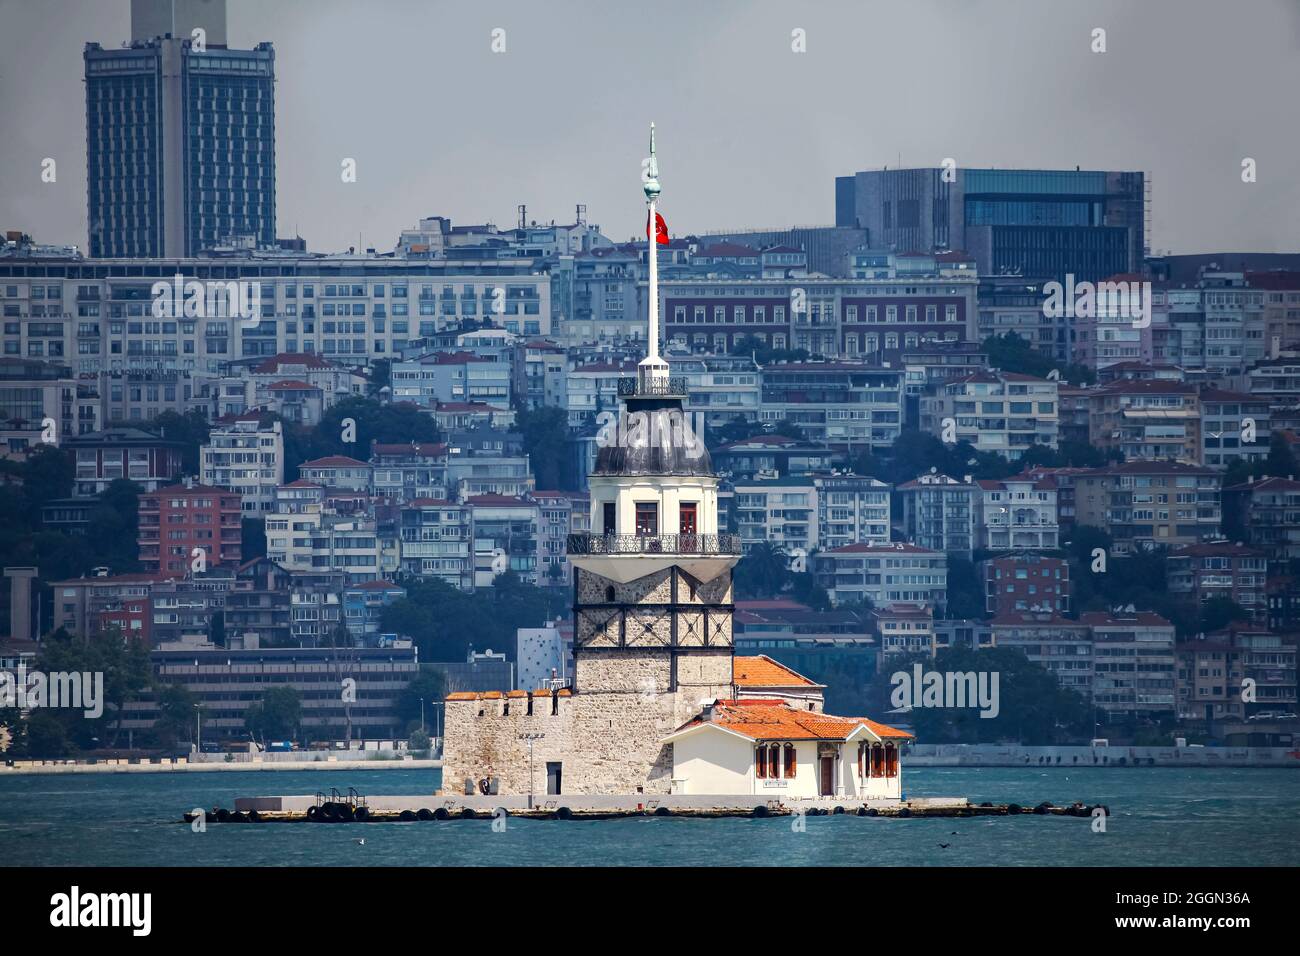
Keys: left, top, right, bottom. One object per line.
{"left": 84, "top": 0, "right": 276, "bottom": 257}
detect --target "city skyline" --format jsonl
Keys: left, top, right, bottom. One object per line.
{"left": 2, "top": 0, "right": 1300, "bottom": 256}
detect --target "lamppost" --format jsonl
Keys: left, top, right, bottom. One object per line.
{"left": 518, "top": 732, "right": 545, "bottom": 809}
{"left": 194, "top": 704, "right": 202, "bottom": 756}
{"left": 419, "top": 697, "right": 426, "bottom": 734}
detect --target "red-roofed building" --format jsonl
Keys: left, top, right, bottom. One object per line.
{"left": 299, "top": 455, "right": 372, "bottom": 492}
{"left": 662, "top": 698, "right": 910, "bottom": 798}
{"left": 732, "top": 655, "right": 825, "bottom": 711}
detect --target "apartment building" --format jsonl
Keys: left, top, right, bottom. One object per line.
{"left": 1079, "top": 612, "right": 1177, "bottom": 720}
{"left": 533, "top": 490, "right": 589, "bottom": 586}
{"left": 814, "top": 543, "right": 947, "bottom": 610}
{"left": 990, "top": 612, "right": 1093, "bottom": 701}
{"left": 870, "top": 604, "right": 936, "bottom": 660}
{"left": 1074, "top": 461, "right": 1222, "bottom": 553}
{"left": 922, "top": 371, "right": 1059, "bottom": 460}
{"left": 759, "top": 361, "right": 905, "bottom": 449}
{"left": 1223, "top": 475, "right": 1300, "bottom": 568}
{"left": 397, "top": 498, "right": 472, "bottom": 588}
{"left": 1198, "top": 389, "right": 1272, "bottom": 469}
{"left": 342, "top": 580, "right": 406, "bottom": 645}
{"left": 976, "top": 474, "right": 1060, "bottom": 551}
{"left": 897, "top": 472, "right": 977, "bottom": 557}
{"left": 733, "top": 476, "right": 818, "bottom": 555}
{"left": 467, "top": 494, "right": 541, "bottom": 587}
{"left": 138, "top": 482, "right": 242, "bottom": 574}
{"left": 66, "top": 426, "right": 185, "bottom": 496}
{"left": 369, "top": 441, "right": 448, "bottom": 502}
{"left": 813, "top": 474, "right": 891, "bottom": 551}
{"left": 0, "top": 357, "right": 100, "bottom": 458}
{"left": 1166, "top": 542, "right": 1268, "bottom": 622}
{"left": 391, "top": 351, "right": 512, "bottom": 407}
{"left": 666, "top": 351, "right": 761, "bottom": 428}
{"left": 201, "top": 417, "right": 284, "bottom": 513}
{"left": 1087, "top": 380, "right": 1201, "bottom": 463}
{"left": 982, "top": 554, "right": 1070, "bottom": 616}
{"left": 299, "top": 455, "right": 373, "bottom": 492}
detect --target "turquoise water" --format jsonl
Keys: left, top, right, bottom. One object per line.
{"left": 1, "top": 767, "right": 1296, "bottom": 866}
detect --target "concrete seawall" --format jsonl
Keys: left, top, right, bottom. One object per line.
{"left": 907, "top": 744, "right": 1300, "bottom": 768}
{"left": 1, "top": 757, "right": 442, "bottom": 775}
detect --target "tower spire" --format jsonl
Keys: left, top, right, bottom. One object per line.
{"left": 639, "top": 122, "right": 668, "bottom": 390}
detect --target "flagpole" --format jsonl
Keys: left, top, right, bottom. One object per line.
{"left": 640, "top": 122, "right": 667, "bottom": 391}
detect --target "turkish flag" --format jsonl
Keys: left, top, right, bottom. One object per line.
{"left": 646, "top": 210, "right": 669, "bottom": 245}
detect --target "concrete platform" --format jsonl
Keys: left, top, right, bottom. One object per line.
{"left": 201, "top": 792, "right": 1106, "bottom": 823}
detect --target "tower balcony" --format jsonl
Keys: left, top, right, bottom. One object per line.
{"left": 617, "top": 376, "right": 687, "bottom": 398}
{"left": 567, "top": 532, "right": 741, "bottom": 556}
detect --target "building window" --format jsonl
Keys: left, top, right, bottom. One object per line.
{"left": 635, "top": 502, "right": 658, "bottom": 536}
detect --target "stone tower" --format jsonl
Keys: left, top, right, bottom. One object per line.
{"left": 439, "top": 125, "right": 740, "bottom": 796}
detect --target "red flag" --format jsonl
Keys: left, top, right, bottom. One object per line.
{"left": 646, "top": 210, "right": 669, "bottom": 245}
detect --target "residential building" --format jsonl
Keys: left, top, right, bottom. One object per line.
{"left": 976, "top": 474, "right": 1059, "bottom": 551}
{"left": 1079, "top": 612, "right": 1177, "bottom": 721}
{"left": 1198, "top": 389, "right": 1271, "bottom": 469}
{"left": 711, "top": 435, "right": 838, "bottom": 481}
{"left": 813, "top": 474, "right": 891, "bottom": 550}
{"left": 533, "top": 490, "right": 589, "bottom": 586}
{"left": 467, "top": 494, "right": 541, "bottom": 587}
{"left": 343, "top": 580, "right": 406, "bottom": 645}
{"left": 814, "top": 543, "right": 947, "bottom": 610}
{"left": 922, "top": 370, "right": 1059, "bottom": 459}
{"left": 733, "top": 476, "right": 817, "bottom": 555}
{"left": 299, "top": 455, "right": 372, "bottom": 492}
{"left": 759, "top": 362, "right": 906, "bottom": 449}
{"left": 982, "top": 554, "right": 1070, "bottom": 616}
{"left": 397, "top": 498, "right": 472, "bottom": 588}
{"left": 870, "top": 604, "right": 936, "bottom": 659}
{"left": 1223, "top": 476, "right": 1300, "bottom": 569}
{"left": 391, "top": 351, "right": 512, "bottom": 407}
{"left": 66, "top": 426, "right": 185, "bottom": 496}
{"left": 369, "top": 441, "right": 448, "bottom": 502}
{"left": 1166, "top": 543, "right": 1268, "bottom": 622}
{"left": 897, "top": 472, "right": 978, "bottom": 557}
{"left": 991, "top": 612, "right": 1093, "bottom": 700}
{"left": 666, "top": 351, "right": 761, "bottom": 428}
{"left": 1074, "top": 461, "right": 1222, "bottom": 553}
{"left": 201, "top": 417, "right": 284, "bottom": 513}
{"left": 138, "top": 481, "right": 242, "bottom": 574}
{"left": 1087, "top": 380, "right": 1201, "bottom": 463}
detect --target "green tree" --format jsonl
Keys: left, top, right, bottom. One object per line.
{"left": 245, "top": 686, "right": 302, "bottom": 744}
{"left": 153, "top": 683, "right": 199, "bottom": 748}
{"left": 733, "top": 542, "right": 791, "bottom": 599}
{"left": 148, "top": 409, "right": 211, "bottom": 475}
{"left": 516, "top": 405, "right": 572, "bottom": 490}
{"left": 396, "top": 667, "right": 448, "bottom": 732}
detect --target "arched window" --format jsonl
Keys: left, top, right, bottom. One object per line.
{"left": 857, "top": 743, "right": 865, "bottom": 778}
{"left": 768, "top": 743, "right": 782, "bottom": 778}
{"left": 885, "top": 744, "right": 898, "bottom": 778}
{"left": 871, "top": 743, "right": 884, "bottom": 778}
{"left": 755, "top": 746, "right": 767, "bottom": 779}
{"left": 604, "top": 585, "right": 615, "bottom": 602}
{"left": 783, "top": 743, "right": 796, "bottom": 778}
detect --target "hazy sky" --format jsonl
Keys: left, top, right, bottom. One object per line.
{"left": 3, "top": 0, "right": 1299, "bottom": 255}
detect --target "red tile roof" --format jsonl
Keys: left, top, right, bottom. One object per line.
{"left": 733, "top": 655, "right": 820, "bottom": 688}
{"left": 674, "top": 699, "right": 910, "bottom": 742}
{"left": 253, "top": 352, "right": 334, "bottom": 373}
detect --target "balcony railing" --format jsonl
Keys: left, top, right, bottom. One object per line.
{"left": 567, "top": 532, "right": 741, "bottom": 556}
{"left": 617, "top": 376, "right": 687, "bottom": 398}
